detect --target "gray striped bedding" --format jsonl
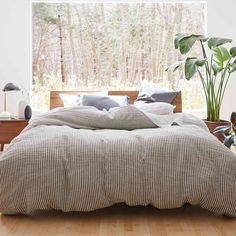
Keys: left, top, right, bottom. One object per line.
{"left": 0, "top": 106, "right": 235, "bottom": 216}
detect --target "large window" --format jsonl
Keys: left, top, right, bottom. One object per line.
{"left": 32, "top": 2, "right": 206, "bottom": 110}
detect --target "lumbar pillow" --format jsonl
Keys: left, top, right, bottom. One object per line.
{"left": 78, "top": 94, "right": 129, "bottom": 110}
{"left": 135, "top": 102, "right": 175, "bottom": 115}
{"left": 135, "top": 80, "right": 179, "bottom": 104}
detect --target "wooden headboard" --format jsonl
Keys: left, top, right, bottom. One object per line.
{"left": 50, "top": 90, "right": 182, "bottom": 112}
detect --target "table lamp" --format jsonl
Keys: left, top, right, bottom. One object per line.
{"left": 0, "top": 83, "right": 20, "bottom": 119}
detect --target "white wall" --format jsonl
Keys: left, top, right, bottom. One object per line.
{"left": 206, "top": 0, "right": 236, "bottom": 119}
{"left": 0, "top": 0, "right": 235, "bottom": 118}
{"left": 0, "top": 0, "right": 30, "bottom": 115}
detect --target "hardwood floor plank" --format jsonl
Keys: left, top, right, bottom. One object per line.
{"left": 0, "top": 205, "right": 235, "bottom": 236}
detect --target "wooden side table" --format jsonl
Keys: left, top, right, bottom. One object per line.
{"left": 0, "top": 119, "right": 28, "bottom": 151}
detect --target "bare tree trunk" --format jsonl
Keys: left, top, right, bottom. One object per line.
{"left": 120, "top": 4, "right": 130, "bottom": 85}
{"left": 175, "top": 4, "right": 184, "bottom": 88}
{"left": 155, "top": 4, "right": 164, "bottom": 80}
{"left": 150, "top": 5, "right": 158, "bottom": 80}
{"left": 140, "top": 4, "right": 145, "bottom": 81}
{"left": 32, "top": 17, "right": 50, "bottom": 84}
{"left": 82, "top": 5, "right": 101, "bottom": 85}
{"left": 129, "top": 5, "right": 142, "bottom": 85}
{"left": 161, "top": 4, "right": 182, "bottom": 88}
{"left": 74, "top": 6, "right": 90, "bottom": 86}
{"left": 100, "top": 4, "right": 113, "bottom": 86}
{"left": 58, "top": 14, "right": 65, "bottom": 83}
{"left": 67, "top": 5, "right": 79, "bottom": 80}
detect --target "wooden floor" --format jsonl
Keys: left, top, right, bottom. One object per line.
{"left": 0, "top": 204, "right": 236, "bottom": 236}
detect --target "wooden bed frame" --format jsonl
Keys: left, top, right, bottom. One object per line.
{"left": 50, "top": 90, "right": 182, "bottom": 113}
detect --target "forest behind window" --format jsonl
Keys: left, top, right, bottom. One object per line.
{"left": 32, "top": 2, "right": 206, "bottom": 110}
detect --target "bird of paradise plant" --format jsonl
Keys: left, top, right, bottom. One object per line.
{"left": 168, "top": 34, "right": 236, "bottom": 122}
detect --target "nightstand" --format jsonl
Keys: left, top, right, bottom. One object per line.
{"left": 0, "top": 119, "right": 28, "bottom": 151}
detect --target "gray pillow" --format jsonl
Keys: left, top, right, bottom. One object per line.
{"left": 136, "top": 91, "right": 179, "bottom": 104}
{"left": 136, "top": 81, "right": 179, "bottom": 104}
{"left": 80, "top": 95, "right": 124, "bottom": 110}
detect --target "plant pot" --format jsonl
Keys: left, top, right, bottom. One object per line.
{"left": 203, "top": 119, "right": 231, "bottom": 142}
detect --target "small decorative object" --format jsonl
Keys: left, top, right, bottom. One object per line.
{"left": 0, "top": 83, "right": 20, "bottom": 119}
{"left": 213, "top": 112, "right": 236, "bottom": 148}
{"left": 18, "top": 100, "right": 28, "bottom": 119}
{"left": 168, "top": 34, "right": 236, "bottom": 136}
{"left": 24, "top": 105, "right": 32, "bottom": 120}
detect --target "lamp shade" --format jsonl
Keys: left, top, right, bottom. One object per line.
{"left": 3, "top": 83, "right": 20, "bottom": 92}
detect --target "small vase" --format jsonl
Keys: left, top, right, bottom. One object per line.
{"left": 24, "top": 105, "right": 32, "bottom": 120}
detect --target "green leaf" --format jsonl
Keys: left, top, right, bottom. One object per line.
{"left": 207, "top": 37, "right": 232, "bottom": 49}
{"left": 174, "top": 33, "right": 188, "bottom": 49}
{"left": 223, "top": 134, "right": 235, "bottom": 148}
{"left": 213, "top": 125, "right": 231, "bottom": 134}
{"left": 230, "top": 47, "right": 236, "bottom": 57}
{"left": 184, "top": 57, "right": 206, "bottom": 80}
{"left": 178, "top": 34, "right": 207, "bottom": 54}
{"left": 229, "top": 63, "right": 236, "bottom": 73}
{"left": 196, "top": 59, "right": 206, "bottom": 66}
{"left": 213, "top": 46, "right": 230, "bottom": 68}
{"left": 212, "top": 64, "right": 223, "bottom": 76}
{"left": 166, "top": 61, "right": 184, "bottom": 72}
{"left": 231, "top": 112, "right": 236, "bottom": 125}
{"left": 185, "top": 58, "right": 197, "bottom": 80}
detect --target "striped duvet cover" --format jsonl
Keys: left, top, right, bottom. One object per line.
{"left": 0, "top": 106, "right": 235, "bottom": 216}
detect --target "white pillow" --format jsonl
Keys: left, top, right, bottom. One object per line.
{"left": 135, "top": 102, "right": 175, "bottom": 115}
{"left": 108, "top": 95, "right": 129, "bottom": 107}
{"left": 59, "top": 94, "right": 78, "bottom": 107}
{"left": 59, "top": 91, "right": 107, "bottom": 107}
{"left": 140, "top": 80, "right": 173, "bottom": 95}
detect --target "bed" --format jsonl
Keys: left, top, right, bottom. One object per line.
{"left": 0, "top": 90, "right": 235, "bottom": 216}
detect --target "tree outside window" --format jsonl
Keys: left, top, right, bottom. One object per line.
{"left": 32, "top": 2, "right": 206, "bottom": 110}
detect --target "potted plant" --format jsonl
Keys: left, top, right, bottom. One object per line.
{"left": 213, "top": 112, "right": 236, "bottom": 148}
{"left": 168, "top": 34, "right": 236, "bottom": 140}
